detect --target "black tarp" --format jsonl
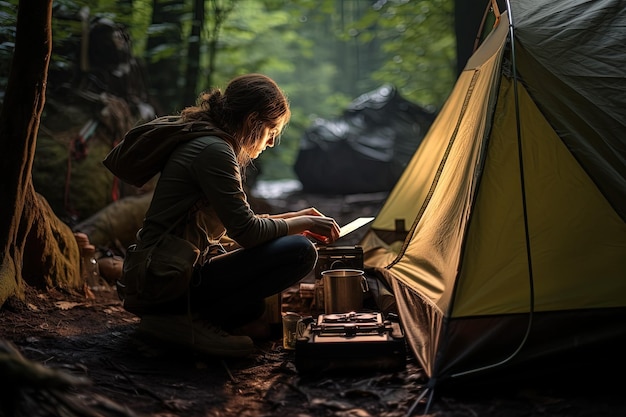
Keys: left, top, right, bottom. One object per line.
{"left": 294, "top": 85, "right": 435, "bottom": 194}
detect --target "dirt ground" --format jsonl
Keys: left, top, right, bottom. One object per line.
{"left": 1, "top": 190, "right": 624, "bottom": 417}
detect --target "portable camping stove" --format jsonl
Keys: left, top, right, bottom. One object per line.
{"left": 295, "top": 311, "right": 406, "bottom": 374}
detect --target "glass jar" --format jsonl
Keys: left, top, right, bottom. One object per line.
{"left": 81, "top": 244, "right": 101, "bottom": 289}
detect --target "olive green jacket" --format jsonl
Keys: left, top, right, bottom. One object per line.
{"left": 137, "top": 135, "right": 288, "bottom": 253}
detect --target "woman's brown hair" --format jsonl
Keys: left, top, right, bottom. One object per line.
{"left": 180, "top": 73, "right": 290, "bottom": 167}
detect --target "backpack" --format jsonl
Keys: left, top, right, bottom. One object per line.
{"left": 103, "top": 116, "right": 232, "bottom": 187}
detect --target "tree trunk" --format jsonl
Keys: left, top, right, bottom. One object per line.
{"left": 182, "top": 0, "right": 205, "bottom": 106}
{"left": 145, "top": 0, "right": 185, "bottom": 113}
{"left": 205, "top": 0, "right": 235, "bottom": 90}
{"left": 0, "top": 0, "right": 82, "bottom": 306}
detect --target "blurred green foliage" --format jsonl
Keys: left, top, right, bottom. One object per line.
{"left": 0, "top": 0, "right": 457, "bottom": 181}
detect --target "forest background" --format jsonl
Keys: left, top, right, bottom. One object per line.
{"left": 0, "top": 0, "right": 493, "bottom": 304}
{"left": 1, "top": 0, "right": 484, "bottom": 183}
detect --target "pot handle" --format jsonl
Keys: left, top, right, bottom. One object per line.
{"left": 360, "top": 275, "right": 369, "bottom": 293}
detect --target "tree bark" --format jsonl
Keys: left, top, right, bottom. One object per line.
{"left": 145, "top": 0, "right": 185, "bottom": 113}
{"left": 0, "top": 0, "right": 82, "bottom": 306}
{"left": 182, "top": 0, "right": 205, "bottom": 106}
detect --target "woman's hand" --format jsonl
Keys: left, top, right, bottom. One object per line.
{"left": 284, "top": 213, "right": 340, "bottom": 244}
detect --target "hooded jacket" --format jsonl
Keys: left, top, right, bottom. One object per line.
{"left": 107, "top": 118, "right": 288, "bottom": 255}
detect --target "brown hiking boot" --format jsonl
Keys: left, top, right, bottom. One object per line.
{"left": 138, "top": 314, "right": 254, "bottom": 357}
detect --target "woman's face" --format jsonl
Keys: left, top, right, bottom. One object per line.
{"left": 250, "top": 123, "right": 284, "bottom": 159}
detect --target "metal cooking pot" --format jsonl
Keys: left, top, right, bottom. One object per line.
{"left": 321, "top": 269, "right": 369, "bottom": 314}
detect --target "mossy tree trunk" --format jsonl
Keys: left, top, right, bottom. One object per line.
{"left": 0, "top": 0, "right": 82, "bottom": 306}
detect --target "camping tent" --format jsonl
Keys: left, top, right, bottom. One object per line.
{"left": 360, "top": 0, "right": 626, "bottom": 391}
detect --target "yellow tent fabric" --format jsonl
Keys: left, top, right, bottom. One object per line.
{"left": 361, "top": 2, "right": 626, "bottom": 382}
{"left": 456, "top": 78, "right": 626, "bottom": 317}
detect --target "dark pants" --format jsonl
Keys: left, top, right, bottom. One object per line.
{"left": 161, "top": 235, "right": 317, "bottom": 329}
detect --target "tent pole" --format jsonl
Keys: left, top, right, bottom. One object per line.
{"left": 448, "top": 0, "right": 536, "bottom": 380}
{"left": 403, "top": 385, "right": 434, "bottom": 417}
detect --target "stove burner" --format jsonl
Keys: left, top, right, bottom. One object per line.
{"left": 312, "top": 312, "right": 386, "bottom": 337}
{"left": 319, "top": 312, "right": 381, "bottom": 324}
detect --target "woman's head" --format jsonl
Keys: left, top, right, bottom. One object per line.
{"left": 181, "top": 73, "right": 290, "bottom": 166}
